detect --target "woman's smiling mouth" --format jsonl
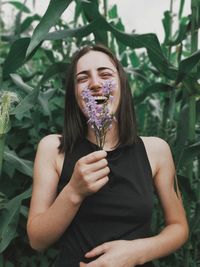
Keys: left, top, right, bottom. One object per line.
{"left": 93, "top": 95, "right": 108, "bottom": 105}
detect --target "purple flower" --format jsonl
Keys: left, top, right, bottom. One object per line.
{"left": 81, "top": 80, "right": 115, "bottom": 149}
{"left": 102, "top": 80, "right": 115, "bottom": 95}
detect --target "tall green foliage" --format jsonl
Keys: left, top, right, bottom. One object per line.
{"left": 0, "top": 0, "right": 200, "bottom": 266}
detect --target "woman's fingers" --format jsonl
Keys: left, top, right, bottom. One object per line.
{"left": 85, "top": 243, "right": 107, "bottom": 258}
{"left": 76, "top": 150, "right": 109, "bottom": 181}
{"left": 70, "top": 150, "right": 110, "bottom": 197}
{"left": 88, "top": 176, "right": 109, "bottom": 192}
{"left": 88, "top": 166, "right": 110, "bottom": 181}
{"left": 89, "top": 158, "right": 108, "bottom": 172}
{"left": 81, "top": 150, "right": 107, "bottom": 164}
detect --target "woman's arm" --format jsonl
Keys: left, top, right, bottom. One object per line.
{"left": 27, "top": 135, "right": 109, "bottom": 251}
{"left": 27, "top": 135, "right": 82, "bottom": 251}
{"left": 80, "top": 137, "right": 189, "bottom": 266}
{"left": 130, "top": 137, "right": 189, "bottom": 264}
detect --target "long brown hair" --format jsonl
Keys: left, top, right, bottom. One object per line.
{"left": 58, "top": 44, "right": 138, "bottom": 154}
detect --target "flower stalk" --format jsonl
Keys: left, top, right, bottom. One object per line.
{"left": 81, "top": 80, "right": 115, "bottom": 149}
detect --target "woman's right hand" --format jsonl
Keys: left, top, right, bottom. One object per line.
{"left": 68, "top": 150, "right": 109, "bottom": 201}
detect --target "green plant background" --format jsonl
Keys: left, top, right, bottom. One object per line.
{"left": 0, "top": 0, "right": 200, "bottom": 266}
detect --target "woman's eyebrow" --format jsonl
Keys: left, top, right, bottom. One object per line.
{"left": 76, "top": 70, "right": 88, "bottom": 76}
{"left": 76, "top": 67, "right": 115, "bottom": 76}
{"left": 97, "top": 67, "right": 115, "bottom": 72}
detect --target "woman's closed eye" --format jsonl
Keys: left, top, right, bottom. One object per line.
{"left": 100, "top": 72, "right": 113, "bottom": 79}
{"left": 77, "top": 75, "right": 88, "bottom": 83}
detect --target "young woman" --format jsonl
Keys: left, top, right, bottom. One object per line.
{"left": 27, "top": 44, "right": 188, "bottom": 267}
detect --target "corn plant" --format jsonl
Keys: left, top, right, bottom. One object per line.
{"left": 0, "top": 91, "right": 19, "bottom": 176}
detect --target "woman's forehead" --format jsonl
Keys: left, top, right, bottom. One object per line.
{"left": 76, "top": 51, "right": 116, "bottom": 73}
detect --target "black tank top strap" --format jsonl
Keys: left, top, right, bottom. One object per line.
{"left": 137, "top": 136, "right": 153, "bottom": 179}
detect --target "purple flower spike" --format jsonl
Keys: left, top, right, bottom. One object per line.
{"left": 81, "top": 80, "right": 115, "bottom": 149}
{"left": 102, "top": 80, "right": 114, "bottom": 95}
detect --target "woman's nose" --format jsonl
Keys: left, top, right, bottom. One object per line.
{"left": 89, "top": 75, "right": 102, "bottom": 91}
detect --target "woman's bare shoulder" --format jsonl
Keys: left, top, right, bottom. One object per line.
{"left": 35, "top": 134, "right": 64, "bottom": 176}
{"left": 37, "top": 134, "right": 61, "bottom": 153}
{"left": 139, "top": 136, "right": 172, "bottom": 177}
{"left": 140, "top": 136, "right": 169, "bottom": 150}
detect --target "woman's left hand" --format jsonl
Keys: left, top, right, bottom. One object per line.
{"left": 79, "top": 240, "right": 140, "bottom": 267}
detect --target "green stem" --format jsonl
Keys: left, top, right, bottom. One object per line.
{"left": 164, "top": 0, "right": 174, "bottom": 140}
{"left": 170, "top": 0, "right": 173, "bottom": 12}
{"left": 191, "top": 0, "right": 198, "bottom": 55}
{"left": 179, "top": 0, "right": 185, "bottom": 19}
{"left": 167, "top": 0, "right": 173, "bottom": 61}
{"left": 103, "top": 0, "right": 108, "bottom": 18}
{"left": 0, "top": 134, "right": 6, "bottom": 177}
{"left": 168, "top": 0, "right": 175, "bottom": 125}
{"left": 188, "top": 96, "right": 196, "bottom": 141}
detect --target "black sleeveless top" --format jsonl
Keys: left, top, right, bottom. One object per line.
{"left": 55, "top": 136, "right": 155, "bottom": 267}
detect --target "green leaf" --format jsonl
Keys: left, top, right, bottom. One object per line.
{"left": 6, "top": 1, "right": 31, "bottom": 13}
{"left": 178, "top": 0, "right": 185, "bottom": 18}
{"left": 176, "top": 50, "right": 200, "bottom": 84}
{"left": 46, "top": 17, "right": 121, "bottom": 54}
{"left": 20, "top": 205, "right": 29, "bottom": 218}
{"left": 190, "top": 203, "right": 200, "bottom": 233}
{"left": 3, "top": 38, "right": 30, "bottom": 79}
{"left": 0, "top": 255, "right": 3, "bottom": 266}
{"left": 177, "top": 175, "right": 195, "bottom": 201}
{"left": 4, "top": 147, "right": 33, "bottom": 177}
{"left": 0, "top": 135, "right": 6, "bottom": 177}
{"left": 108, "top": 4, "right": 118, "bottom": 19}
{"left": 162, "top": 11, "right": 172, "bottom": 44}
{"left": 45, "top": 20, "right": 98, "bottom": 40}
{"left": 2, "top": 161, "right": 15, "bottom": 179}
{"left": 81, "top": 0, "right": 101, "bottom": 20}
{"left": 135, "top": 83, "right": 174, "bottom": 103}
{"left": 38, "top": 90, "right": 55, "bottom": 118}
{"left": 26, "top": 0, "right": 73, "bottom": 57}
{"left": 129, "top": 51, "right": 140, "bottom": 68}
{"left": 73, "top": 0, "right": 82, "bottom": 23}
{"left": 114, "top": 17, "right": 125, "bottom": 32}
{"left": 3, "top": 38, "right": 42, "bottom": 77}
{"left": 174, "top": 105, "right": 189, "bottom": 165}
{"left": 13, "top": 87, "right": 39, "bottom": 120}
{"left": 39, "top": 62, "right": 69, "bottom": 86}
{"left": 81, "top": 0, "right": 108, "bottom": 45}
{"left": 167, "top": 16, "right": 190, "bottom": 46}
{"left": 44, "top": 49, "right": 55, "bottom": 63}
{"left": 0, "top": 187, "right": 31, "bottom": 253}
{"left": 10, "top": 73, "right": 33, "bottom": 93}
{"left": 0, "top": 198, "right": 20, "bottom": 253}
{"left": 103, "top": 18, "right": 177, "bottom": 79}
{"left": 20, "top": 14, "right": 41, "bottom": 33}
{"left": 45, "top": 15, "right": 176, "bottom": 79}
{"left": 179, "top": 142, "right": 200, "bottom": 168}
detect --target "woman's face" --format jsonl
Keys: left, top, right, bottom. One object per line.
{"left": 75, "top": 51, "right": 121, "bottom": 117}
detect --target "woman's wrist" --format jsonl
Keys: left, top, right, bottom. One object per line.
{"left": 63, "top": 183, "right": 84, "bottom": 205}
{"left": 127, "top": 239, "right": 149, "bottom": 265}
